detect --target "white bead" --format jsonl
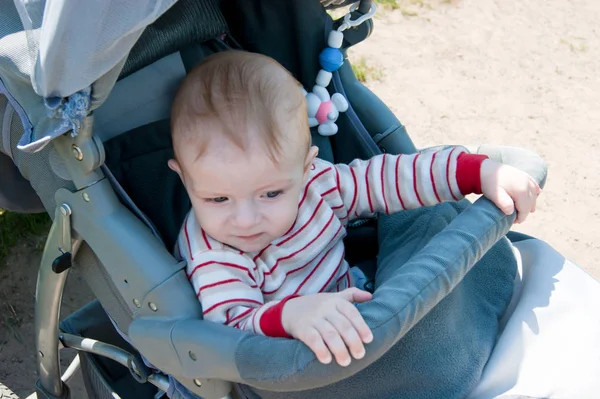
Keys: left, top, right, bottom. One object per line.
{"left": 318, "top": 122, "right": 338, "bottom": 136}
{"left": 331, "top": 93, "right": 349, "bottom": 112}
{"left": 328, "top": 30, "right": 344, "bottom": 49}
{"left": 316, "top": 70, "right": 333, "bottom": 87}
{"left": 305, "top": 93, "right": 321, "bottom": 117}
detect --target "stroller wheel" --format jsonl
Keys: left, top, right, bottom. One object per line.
{"left": 0, "top": 383, "right": 18, "bottom": 399}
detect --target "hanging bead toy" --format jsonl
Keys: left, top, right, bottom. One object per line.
{"left": 304, "top": 3, "right": 377, "bottom": 136}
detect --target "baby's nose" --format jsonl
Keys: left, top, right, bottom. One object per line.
{"left": 233, "top": 202, "right": 259, "bottom": 228}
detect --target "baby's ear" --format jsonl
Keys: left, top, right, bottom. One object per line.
{"left": 303, "top": 146, "right": 319, "bottom": 176}
{"left": 168, "top": 159, "right": 184, "bottom": 181}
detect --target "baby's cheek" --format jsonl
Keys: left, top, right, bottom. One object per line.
{"left": 194, "top": 206, "right": 224, "bottom": 235}
{"left": 279, "top": 200, "right": 301, "bottom": 234}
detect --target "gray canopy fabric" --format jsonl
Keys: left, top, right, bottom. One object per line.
{"left": 13, "top": 0, "right": 177, "bottom": 99}
{"left": 0, "top": 0, "right": 177, "bottom": 153}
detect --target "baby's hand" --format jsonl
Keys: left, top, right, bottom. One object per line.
{"left": 480, "top": 159, "right": 542, "bottom": 224}
{"left": 281, "top": 288, "right": 373, "bottom": 367}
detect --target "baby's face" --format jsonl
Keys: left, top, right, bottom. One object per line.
{"left": 175, "top": 139, "right": 315, "bottom": 253}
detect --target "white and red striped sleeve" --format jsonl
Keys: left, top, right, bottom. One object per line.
{"left": 181, "top": 246, "right": 295, "bottom": 337}
{"left": 333, "top": 147, "right": 488, "bottom": 218}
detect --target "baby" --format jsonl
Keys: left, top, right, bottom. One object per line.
{"left": 169, "top": 51, "right": 540, "bottom": 367}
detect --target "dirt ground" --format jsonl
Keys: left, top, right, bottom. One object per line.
{"left": 350, "top": 0, "right": 600, "bottom": 277}
{"left": 1, "top": 0, "right": 598, "bottom": 397}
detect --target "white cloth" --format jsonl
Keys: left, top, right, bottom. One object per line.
{"left": 468, "top": 239, "right": 600, "bottom": 399}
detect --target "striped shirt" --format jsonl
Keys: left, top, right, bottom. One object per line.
{"left": 175, "top": 147, "right": 487, "bottom": 337}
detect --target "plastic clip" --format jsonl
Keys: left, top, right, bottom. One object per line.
{"left": 337, "top": 2, "right": 377, "bottom": 32}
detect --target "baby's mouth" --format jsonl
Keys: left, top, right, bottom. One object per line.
{"left": 237, "top": 233, "right": 263, "bottom": 241}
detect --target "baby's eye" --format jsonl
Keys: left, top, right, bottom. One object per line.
{"left": 207, "top": 197, "right": 228, "bottom": 203}
{"left": 265, "top": 190, "right": 282, "bottom": 199}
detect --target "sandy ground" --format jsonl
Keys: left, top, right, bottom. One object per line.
{"left": 1, "top": 0, "right": 599, "bottom": 397}
{"left": 350, "top": 0, "right": 600, "bottom": 277}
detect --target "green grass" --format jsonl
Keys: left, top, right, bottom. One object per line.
{"left": 0, "top": 209, "right": 51, "bottom": 265}
{"left": 375, "top": 0, "right": 402, "bottom": 9}
{"left": 351, "top": 57, "right": 384, "bottom": 83}
{"left": 374, "top": 0, "right": 456, "bottom": 15}
{"left": 560, "top": 37, "right": 588, "bottom": 53}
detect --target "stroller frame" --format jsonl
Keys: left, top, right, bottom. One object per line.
{"left": 33, "top": 124, "right": 234, "bottom": 398}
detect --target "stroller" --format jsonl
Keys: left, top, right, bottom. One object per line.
{"left": 1, "top": 0, "right": 600, "bottom": 398}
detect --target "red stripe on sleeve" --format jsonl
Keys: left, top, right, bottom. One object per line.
{"left": 349, "top": 167, "right": 359, "bottom": 216}
{"left": 446, "top": 148, "right": 460, "bottom": 201}
{"left": 365, "top": 160, "right": 374, "bottom": 213}
{"left": 429, "top": 152, "right": 442, "bottom": 203}
{"left": 412, "top": 154, "right": 425, "bottom": 206}
{"left": 395, "top": 155, "right": 407, "bottom": 209}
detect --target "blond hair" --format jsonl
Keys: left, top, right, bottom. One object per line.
{"left": 171, "top": 51, "right": 309, "bottom": 164}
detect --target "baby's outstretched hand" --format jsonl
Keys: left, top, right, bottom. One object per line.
{"left": 480, "top": 159, "right": 541, "bottom": 224}
{"left": 281, "top": 288, "right": 373, "bottom": 367}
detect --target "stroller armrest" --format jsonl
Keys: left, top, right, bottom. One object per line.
{"left": 129, "top": 318, "right": 244, "bottom": 383}
{"left": 130, "top": 196, "right": 518, "bottom": 393}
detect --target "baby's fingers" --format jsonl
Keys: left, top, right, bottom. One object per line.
{"left": 337, "top": 300, "right": 373, "bottom": 344}
{"left": 300, "top": 327, "right": 332, "bottom": 365}
{"left": 493, "top": 188, "right": 515, "bottom": 216}
{"left": 516, "top": 180, "right": 539, "bottom": 223}
{"left": 315, "top": 320, "right": 352, "bottom": 367}
{"left": 327, "top": 312, "right": 366, "bottom": 361}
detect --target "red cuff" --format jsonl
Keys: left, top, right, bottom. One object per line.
{"left": 456, "top": 153, "right": 489, "bottom": 195}
{"left": 259, "top": 295, "right": 299, "bottom": 338}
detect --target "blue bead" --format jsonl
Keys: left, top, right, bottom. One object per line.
{"left": 319, "top": 48, "right": 344, "bottom": 72}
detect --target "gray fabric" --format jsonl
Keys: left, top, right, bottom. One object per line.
{"left": 93, "top": 52, "right": 187, "bottom": 143}
{"left": 238, "top": 201, "right": 516, "bottom": 398}
{"left": 0, "top": 0, "right": 23, "bottom": 38}
{"left": 119, "top": 0, "right": 228, "bottom": 80}
{"left": 1, "top": 0, "right": 229, "bottom": 155}
{"left": 0, "top": 28, "right": 85, "bottom": 154}
{"left": 1, "top": 0, "right": 176, "bottom": 154}
{"left": 12, "top": 0, "right": 177, "bottom": 99}
{"left": 3, "top": 85, "right": 74, "bottom": 214}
